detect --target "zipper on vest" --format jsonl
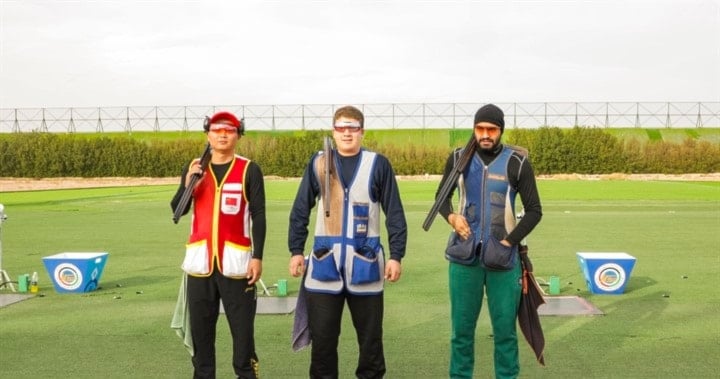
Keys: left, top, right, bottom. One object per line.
{"left": 340, "top": 186, "right": 350, "bottom": 275}
{"left": 480, "top": 164, "right": 489, "bottom": 245}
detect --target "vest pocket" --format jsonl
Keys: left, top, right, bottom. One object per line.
{"left": 480, "top": 236, "right": 517, "bottom": 271}
{"left": 445, "top": 232, "right": 478, "bottom": 265}
{"left": 182, "top": 240, "right": 209, "bottom": 275}
{"left": 490, "top": 192, "right": 509, "bottom": 239}
{"left": 222, "top": 241, "right": 252, "bottom": 278}
{"left": 350, "top": 247, "right": 380, "bottom": 285}
{"left": 310, "top": 248, "right": 341, "bottom": 282}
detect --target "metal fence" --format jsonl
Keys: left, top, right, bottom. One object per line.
{"left": 1, "top": 102, "right": 718, "bottom": 133}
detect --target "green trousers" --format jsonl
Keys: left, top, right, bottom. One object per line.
{"left": 449, "top": 261, "right": 522, "bottom": 379}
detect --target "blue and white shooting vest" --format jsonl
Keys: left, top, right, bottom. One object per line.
{"left": 457, "top": 146, "right": 522, "bottom": 268}
{"left": 304, "top": 150, "right": 385, "bottom": 295}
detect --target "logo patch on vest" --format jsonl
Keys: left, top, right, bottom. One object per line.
{"left": 487, "top": 173, "right": 506, "bottom": 181}
{"left": 221, "top": 193, "right": 242, "bottom": 215}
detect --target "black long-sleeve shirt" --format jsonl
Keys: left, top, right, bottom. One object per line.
{"left": 288, "top": 150, "right": 408, "bottom": 262}
{"left": 170, "top": 160, "right": 267, "bottom": 259}
{"left": 436, "top": 143, "right": 542, "bottom": 245}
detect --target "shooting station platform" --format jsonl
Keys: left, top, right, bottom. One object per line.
{"left": 0, "top": 293, "right": 34, "bottom": 308}
{"left": 220, "top": 296, "right": 298, "bottom": 315}
{"left": 538, "top": 296, "right": 604, "bottom": 316}
{"left": 257, "top": 296, "right": 298, "bottom": 314}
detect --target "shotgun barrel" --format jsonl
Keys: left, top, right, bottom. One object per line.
{"left": 172, "top": 142, "right": 212, "bottom": 224}
{"left": 422, "top": 135, "right": 477, "bottom": 231}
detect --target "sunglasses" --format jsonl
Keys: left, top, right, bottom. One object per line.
{"left": 209, "top": 124, "right": 237, "bottom": 133}
{"left": 474, "top": 125, "right": 501, "bottom": 134}
{"left": 333, "top": 126, "right": 362, "bottom": 133}
{"left": 333, "top": 122, "right": 362, "bottom": 133}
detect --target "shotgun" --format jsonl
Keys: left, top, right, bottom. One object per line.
{"left": 323, "top": 136, "right": 334, "bottom": 217}
{"left": 422, "top": 135, "right": 477, "bottom": 231}
{"left": 172, "top": 142, "right": 212, "bottom": 224}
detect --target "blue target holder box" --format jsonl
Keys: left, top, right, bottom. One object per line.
{"left": 42, "top": 252, "right": 109, "bottom": 293}
{"left": 576, "top": 252, "right": 636, "bottom": 295}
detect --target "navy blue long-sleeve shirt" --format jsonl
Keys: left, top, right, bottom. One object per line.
{"left": 288, "top": 150, "right": 408, "bottom": 262}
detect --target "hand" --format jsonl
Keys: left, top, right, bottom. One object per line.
{"left": 289, "top": 254, "right": 305, "bottom": 277}
{"left": 185, "top": 159, "right": 206, "bottom": 188}
{"left": 246, "top": 258, "right": 262, "bottom": 285}
{"left": 449, "top": 213, "right": 472, "bottom": 240}
{"left": 500, "top": 239, "right": 512, "bottom": 247}
{"left": 385, "top": 259, "right": 402, "bottom": 282}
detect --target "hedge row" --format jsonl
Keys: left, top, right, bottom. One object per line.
{"left": 510, "top": 128, "right": 720, "bottom": 174}
{"left": 0, "top": 128, "right": 718, "bottom": 178}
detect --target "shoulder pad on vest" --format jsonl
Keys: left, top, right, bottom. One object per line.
{"left": 505, "top": 144, "right": 529, "bottom": 157}
{"left": 452, "top": 147, "right": 464, "bottom": 162}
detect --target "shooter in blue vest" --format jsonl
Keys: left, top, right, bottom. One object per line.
{"left": 436, "top": 104, "right": 543, "bottom": 379}
{"left": 288, "top": 105, "right": 408, "bottom": 379}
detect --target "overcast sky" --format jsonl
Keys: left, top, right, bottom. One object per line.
{"left": 0, "top": 0, "right": 718, "bottom": 108}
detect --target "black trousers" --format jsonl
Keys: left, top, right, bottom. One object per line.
{"left": 187, "top": 269, "right": 257, "bottom": 379}
{"left": 306, "top": 291, "right": 386, "bottom": 379}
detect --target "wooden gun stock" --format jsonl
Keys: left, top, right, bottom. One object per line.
{"left": 323, "top": 136, "right": 334, "bottom": 217}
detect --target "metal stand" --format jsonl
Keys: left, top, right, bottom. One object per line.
{"left": 0, "top": 204, "right": 15, "bottom": 292}
{"left": 257, "top": 279, "right": 271, "bottom": 296}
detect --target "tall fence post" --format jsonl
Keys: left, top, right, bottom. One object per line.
{"left": 604, "top": 103, "right": 609, "bottom": 128}
{"left": 574, "top": 102, "right": 578, "bottom": 127}
{"left": 12, "top": 109, "right": 19, "bottom": 133}
{"left": 153, "top": 107, "right": 160, "bottom": 132}
{"left": 125, "top": 107, "right": 131, "bottom": 133}
{"left": 422, "top": 103, "right": 426, "bottom": 129}
{"left": 392, "top": 104, "right": 396, "bottom": 129}
{"left": 452, "top": 103, "right": 456, "bottom": 129}
{"left": 69, "top": 108, "right": 76, "bottom": 133}
{"left": 96, "top": 107, "right": 104, "bottom": 132}
{"left": 697, "top": 102, "right": 703, "bottom": 128}
{"left": 40, "top": 108, "right": 48, "bottom": 132}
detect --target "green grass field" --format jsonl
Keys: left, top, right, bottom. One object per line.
{"left": 0, "top": 179, "right": 718, "bottom": 378}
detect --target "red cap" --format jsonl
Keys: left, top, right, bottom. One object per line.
{"left": 209, "top": 111, "right": 241, "bottom": 128}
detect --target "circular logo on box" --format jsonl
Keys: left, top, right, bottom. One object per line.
{"left": 54, "top": 263, "right": 83, "bottom": 290}
{"left": 594, "top": 263, "right": 625, "bottom": 291}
